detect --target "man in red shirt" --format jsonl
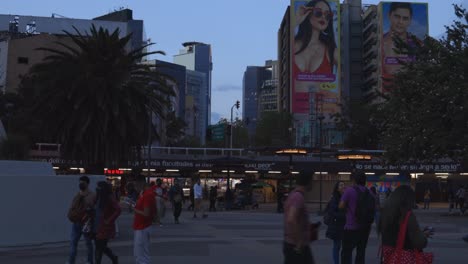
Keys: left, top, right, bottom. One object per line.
{"left": 133, "top": 182, "right": 156, "bottom": 264}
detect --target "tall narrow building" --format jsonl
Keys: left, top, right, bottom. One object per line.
{"left": 174, "top": 42, "right": 212, "bottom": 141}
{"left": 242, "top": 65, "right": 272, "bottom": 138}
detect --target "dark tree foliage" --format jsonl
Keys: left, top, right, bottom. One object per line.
{"left": 19, "top": 25, "right": 174, "bottom": 170}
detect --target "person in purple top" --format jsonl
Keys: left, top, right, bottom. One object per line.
{"left": 339, "top": 171, "right": 372, "bottom": 264}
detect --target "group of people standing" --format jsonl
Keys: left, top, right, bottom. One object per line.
{"left": 283, "top": 171, "right": 432, "bottom": 264}
{"left": 66, "top": 176, "right": 121, "bottom": 264}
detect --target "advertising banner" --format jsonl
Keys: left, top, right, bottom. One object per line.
{"left": 290, "top": 0, "right": 340, "bottom": 115}
{"left": 380, "top": 2, "right": 428, "bottom": 91}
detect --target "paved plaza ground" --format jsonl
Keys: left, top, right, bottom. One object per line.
{"left": 1, "top": 203, "right": 468, "bottom": 263}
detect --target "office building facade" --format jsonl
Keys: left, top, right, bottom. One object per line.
{"left": 242, "top": 65, "right": 272, "bottom": 137}
{"left": 174, "top": 42, "right": 212, "bottom": 143}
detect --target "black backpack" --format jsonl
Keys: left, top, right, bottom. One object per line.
{"left": 354, "top": 186, "right": 375, "bottom": 226}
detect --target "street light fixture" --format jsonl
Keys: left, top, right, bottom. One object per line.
{"left": 276, "top": 148, "right": 308, "bottom": 191}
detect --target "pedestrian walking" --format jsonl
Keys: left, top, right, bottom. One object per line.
{"left": 94, "top": 181, "right": 121, "bottom": 264}
{"left": 379, "top": 185, "right": 433, "bottom": 263}
{"left": 133, "top": 183, "right": 156, "bottom": 264}
{"left": 66, "top": 176, "right": 96, "bottom": 264}
{"left": 193, "top": 179, "right": 207, "bottom": 218}
{"left": 209, "top": 186, "right": 218, "bottom": 212}
{"left": 169, "top": 180, "right": 184, "bottom": 224}
{"left": 283, "top": 171, "right": 315, "bottom": 264}
{"left": 456, "top": 185, "right": 465, "bottom": 211}
{"left": 423, "top": 189, "right": 431, "bottom": 209}
{"left": 339, "top": 171, "right": 375, "bottom": 264}
{"left": 324, "top": 181, "right": 346, "bottom": 264}
{"left": 370, "top": 186, "right": 380, "bottom": 226}
{"left": 154, "top": 179, "right": 166, "bottom": 225}
{"left": 188, "top": 186, "right": 195, "bottom": 211}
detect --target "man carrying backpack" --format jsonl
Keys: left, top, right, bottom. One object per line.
{"left": 66, "top": 176, "right": 96, "bottom": 264}
{"left": 339, "top": 171, "right": 375, "bottom": 264}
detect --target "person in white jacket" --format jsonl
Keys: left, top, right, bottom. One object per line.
{"left": 193, "top": 179, "right": 207, "bottom": 218}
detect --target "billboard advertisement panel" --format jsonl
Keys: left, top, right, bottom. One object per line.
{"left": 380, "top": 2, "right": 428, "bottom": 90}
{"left": 290, "top": 0, "right": 340, "bottom": 115}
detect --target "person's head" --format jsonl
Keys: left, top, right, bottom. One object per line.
{"left": 351, "top": 171, "right": 366, "bottom": 186}
{"left": 296, "top": 171, "right": 312, "bottom": 191}
{"left": 156, "top": 178, "right": 162, "bottom": 186}
{"left": 388, "top": 2, "right": 412, "bottom": 35}
{"left": 295, "top": 0, "right": 336, "bottom": 64}
{"left": 333, "top": 181, "right": 345, "bottom": 198}
{"left": 96, "top": 181, "right": 112, "bottom": 209}
{"left": 79, "top": 176, "right": 90, "bottom": 191}
{"left": 196, "top": 179, "right": 201, "bottom": 185}
{"left": 378, "top": 185, "right": 415, "bottom": 234}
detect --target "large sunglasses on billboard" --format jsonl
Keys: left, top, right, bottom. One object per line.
{"left": 308, "top": 7, "right": 333, "bottom": 21}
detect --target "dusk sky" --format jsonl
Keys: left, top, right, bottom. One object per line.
{"left": 3, "top": 0, "right": 465, "bottom": 123}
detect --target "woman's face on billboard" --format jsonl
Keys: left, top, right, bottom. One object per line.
{"left": 309, "top": 1, "right": 332, "bottom": 32}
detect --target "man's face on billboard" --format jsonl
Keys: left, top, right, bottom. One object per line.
{"left": 389, "top": 8, "right": 411, "bottom": 34}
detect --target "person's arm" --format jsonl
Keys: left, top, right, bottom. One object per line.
{"left": 339, "top": 189, "right": 349, "bottom": 209}
{"left": 406, "top": 212, "right": 428, "bottom": 250}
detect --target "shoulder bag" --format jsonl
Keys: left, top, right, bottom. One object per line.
{"left": 382, "top": 211, "right": 433, "bottom": 264}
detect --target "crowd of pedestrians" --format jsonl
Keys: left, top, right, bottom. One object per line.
{"left": 283, "top": 171, "right": 437, "bottom": 264}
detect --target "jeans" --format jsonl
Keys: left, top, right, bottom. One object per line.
{"left": 424, "top": 199, "right": 430, "bottom": 209}
{"left": 283, "top": 242, "right": 315, "bottom": 264}
{"left": 209, "top": 199, "right": 217, "bottom": 211}
{"left": 95, "top": 239, "right": 117, "bottom": 264}
{"left": 134, "top": 226, "right": 152, "bottom": 264}
{"left": 341, "top": 228, "right": 370, "bottom": 264}
{"left": 333, "top": 239, "right": 341, "bottom": 264}
{"left": 173, "top": 202, "right": 182, "bottom": 221}
{"left": 68, "top": 222, "right": 94, "bottom": 264}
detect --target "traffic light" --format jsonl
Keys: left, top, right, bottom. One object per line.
{"left": 235, "top": 100, "right": 240, "bottom": 109}
{"left": 225, "top": 124, "right": 232, "bottom": 136}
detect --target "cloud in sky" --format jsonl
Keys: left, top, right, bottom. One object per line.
{"left": 210, "top": 112, "right": 222, "bottom": 125}
{"left": 215, "top": 84, "right": 241, "bottom": 92}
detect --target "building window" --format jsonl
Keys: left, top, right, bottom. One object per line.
{"left": 17, "top": 57, "right": 29, "bottom": 64}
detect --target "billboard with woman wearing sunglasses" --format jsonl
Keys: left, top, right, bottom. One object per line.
{"left": 291, "top": 0, "right": 340, "bottom": 116}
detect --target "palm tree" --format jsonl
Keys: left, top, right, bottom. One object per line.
{"left": 20, "top": 25, "right": 174, "bottom": 173}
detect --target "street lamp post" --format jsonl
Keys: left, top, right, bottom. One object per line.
{"left": 318, "top": 114, "right": 325, "bottom": 212}
{"left": 230, "top": 100, "right": 240, "bottom": 149}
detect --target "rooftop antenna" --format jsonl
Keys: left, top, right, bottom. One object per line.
{"left": 26, "top": 20, "right": 37, "bottom": 34}
{"left": 51, "top": 13, "right": 68, "bottom": 18}
{"left": 8, "top": 16, "right": 19, "bottom": 33}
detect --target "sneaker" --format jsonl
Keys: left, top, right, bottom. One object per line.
{"left": 202, "top": 214, "right": 208, "bottom": 218}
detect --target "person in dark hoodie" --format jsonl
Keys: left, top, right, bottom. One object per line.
{"left": 325, "top": 181, "right": 346, "bottom": 264}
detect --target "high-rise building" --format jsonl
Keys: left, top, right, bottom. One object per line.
{"left": 155, "top": 60, "right": 186, "bottom": 118}
{"left": 341, "top": 0, "right": 364, "bottom": 101}
{"left": 278, "top": 7, "right": 291, "bottom": 114}
{"left": 0, "top": 9, "right": 146, "bottom": 93}
{"left": 362, "top": 4, "right": 379, "bottom": 101}
{"left": 174, "top": 42, "right": 212, "bottom": 141}
{"left": 0, "top": 9, "right": 145, "bottom": 52}
{"left": 186, "top": 70, "right": 207, "bottom": 144}
{"left": 258, "top": 60, "right": 279, "bottom": 115}
{"left": 242, "top": 65, "right": 272, "bottom": 137}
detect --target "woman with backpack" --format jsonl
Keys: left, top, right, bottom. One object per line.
{"left": 325, "top": 181, "right": 346, "bottom": 264}
{"left": 378, "top": 185, "right": 432, "bottom": 263}
{"left": 94, "top": 181, "right": 121, "bottom": 264}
